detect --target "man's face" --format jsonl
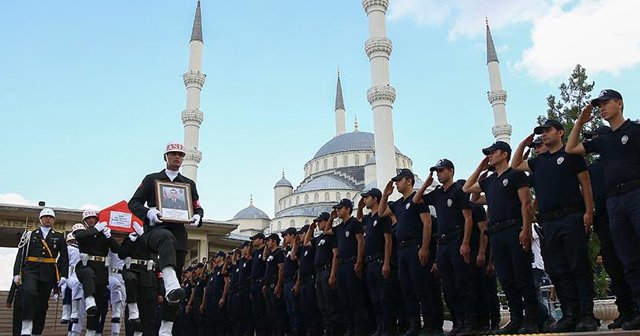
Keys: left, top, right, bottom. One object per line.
{"left": 165, "top": 151, "right": 185, "bottom": 170}
{"left": 283, "top": 233, "right": 294, "bottom": 245}
{"left": 266, "top": 238, "right": 277, "bottom": 249}
{"left": 394, "top": 177, "right": 412, "bottom": 193}
{"left": 336, "top": 206, "right": 351, "bottom": 218}
{"left": 40, "top": 215, "right": 54, "bottom": 227}
{"left": 251, "top": 238, "right": 263, "bottom": 248}
{"left": 597, "top": 99, "right": 623, "bottom": 121}
{"left": 170, "top": 189, "right": 178, "bottom": 199}
{"left": 84, "top": 216, "right": 98, "bottom": 227}
{"left": 487, "top": 150, "right": 507, "bottom": 167}
{"left": 436, "top": 168, "right": 453, "bottom": 184}
{"left": 242, "top": 245, "right": 251, "bottom": 257}
{"left": 540, "top": 127, "right": 564, "bottom": 147}
{"left": 317, "top": 220, "right": 327, "bottom": 231}
{"left": 364, "top": 196, "right": 375, "bottom": 209}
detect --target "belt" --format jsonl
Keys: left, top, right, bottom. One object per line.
{"left": 437, "top": 227, "right": 462, "bottom": 244}
{"left": 487, "top": 219, "right": 521, "bottom": 235}
{"left": 130, "top": 258, "right": 154, "bottom": 266}
{"left": 110, "top": 268, "right": 123, "bottom": 274}
{"left": 300, "top": 274, "right": 315, "bottom": 280}
{"left": 537, "top": 205, "right": 584, "bottom": 223}
{"left": 88, "top": 255, "right": 106, "bottom": 262}
{"left": 365, "top": 253, "right": 384, "bottom": 264}
{"left": 338, "top": 256, "right": 357, "bottom": 264}
{"left": 315, "top": 263, "right": 331, "bottom": 272}
{"left": 398, "top": 239, "right": 419, "bottom": 248}
{"left": 26, "top": 256, "right": 56, "bottom": 263}
{"left": 608, "top": 179, "right": 640, "bottom": 197}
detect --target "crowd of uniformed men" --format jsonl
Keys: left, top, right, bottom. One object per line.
{"left": 8, "top": 88, "right": 640, "bottom": 336}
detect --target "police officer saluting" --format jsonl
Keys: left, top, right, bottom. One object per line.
{"left": 74, "top": 209, "right": 120, "bottom": 336}
{"left": 13, "top": 208, "right": 69, "bottom": 336}
{"left": 128, "top": 141, "right": 204, "bottom": 335}
{"left": 414, "top": 159, "right": 476, "bottom": 335}
{"left": 296, "top": 224, "right": 323, "bottom": 336}
{"left": 567, "top": 89, "right": 640, "bottom": 330}
{"left": 512, "top": 119, "right": 597, "bottom": 332}
{"left": 357, "top": 188, "right": 394, "bottom": 336}
{"left": 378, "top": 169, "right": 432, "bottom": 336}
{"left": 463, "top": 141, "right": 540, "bottom": 334}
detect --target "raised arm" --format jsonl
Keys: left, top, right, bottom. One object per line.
{"left": 511, "top": 133, "right": 534, "bottom": 172}
{"left": 566, "top": 105, "right": 592, "bottom": 155}
{"left": 413, "top": 172, "right": 434, "bottom": 204}
{"left": 378, "top": 181, "right": 395, "bottom": 218}
{"left": 463, "top": 157, "right": 490, "bottom": 194}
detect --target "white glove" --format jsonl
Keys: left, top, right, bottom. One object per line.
{"left": 13, "top": 275, "right": 21, "bottom": 285}
{"left": 132, "top": 221, "right": 144, "bottom": 236}
{"left": 147, "top": 209, "right": 163, "bottom": 225}
{"left": 94, "top": 221, "right": 107, "bottom": 232}
{"left": 128, "top": 232, "right": 138, "bottom": 242}
{"left": 53, "top": 293, "right": 59, "bottom": 302}
{"left": 58, "top": 277, "right": 67, "bottom": 288}
{"left": 102, "top": 227, "right": 112, "bottom": 238}
{"left": 189, "top": 214, "right": 201, "bottom": 227}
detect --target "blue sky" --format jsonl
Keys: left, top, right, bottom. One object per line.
{"left": 2, "top": 0, "right": 640, "bottom": 224}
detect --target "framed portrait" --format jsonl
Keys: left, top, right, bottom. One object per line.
{"left": 155, "top": 181, "right": 193, "bottom": 223}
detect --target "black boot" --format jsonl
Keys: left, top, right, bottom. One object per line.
{"left": 447, "top": 314, "right": 464, "bottom": 336}
{"left": 575, "top": 301, "right": 598, "bottom": 332}
{"left": 476, "top": 313, "right": 491, "bottom": 335}
{"left": 457, "top": 313, "right": 478, "bottom": 336}
{"left": 518, "top": 307, "right": 539, "bottom": 334}
{"left": 489, "top": 314, "right": 501, "bottom": 333}
{"left": 401, "top": 317, "right": 421, "bottom": 336}
{"left": 548, "top": 306, "right": 578, "bottom": 332}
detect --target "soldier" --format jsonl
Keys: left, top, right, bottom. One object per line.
{"left": 415, "top": 159, "right": 476, "bottom": 335}
{"left": 567, "top": 89, "right": 640, "bottom": 330}
{"left": 331, "top": 198, "right": 368, "bottom": 336}
{"left": 282, "top": 227, "right": 302, "bottom": 335}
{"left": 378, "top": 169, "right": 433, "bottom": 336}
{"left": 249, "top": 233, "right": 269, "bottom": 336}
{"left": 357, "top": 188, "right": 394, "bottom": 336}
{"left": 128, "top": 141, "right": 204, "bottom": 336}
{"left": 584, "top": 125, "right": 636, "bottom": 329}
{"left": 13, "top": 208, "right": 69, "bottom": 336}
{"left": 463, "top": 141, "right": 540, "bottom": 334}
{"left": 295, "top": 225, "right": 323, "bottom": 336}
{"left": 119, "top": 222, "right": 160, "bottom": 336}
{"left": 512, "top": 119, "right": 597, "bottom": 331}
{"left": 304, "top": 212, "right": 341, "bottom": 336}
{"left": 74, "top": 209, "right": 120, "bottom": 336}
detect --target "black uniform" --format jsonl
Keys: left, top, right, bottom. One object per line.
{"left": 7, "top": 282, "right": 22, "bottom": 336}
{"left": 249, "top": 247, "right": 268, "bottom": 335}
{"left": 207, "top": 264, "right": 229, "bottom": 336}
{"left": 118, "top": 236, "right": 159, "bottom": 335}
{"left": 264, "top": 247, "right": 286, "bottom": 334}
{"left": 233, "top": 256, "right": 253, "bottom": 336}
{"left": 191, "top": 274, "right": 207, "bottom": 336}
{"left": 74, "top": 225, "right": 120, "bottom": 331}
{"left": 283, "top": 246, "right": 301, "bottom": 334}
{"left": 13, "top": 227, "right": 69, "bottom": 331}
{"left": 298, "top": 243, "right": 322, "bottom": 336}
{"left": 313, "top": 233, "right": 341, "bottom": 334}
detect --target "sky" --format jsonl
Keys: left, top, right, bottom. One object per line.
{"left": 1, "top": 0, "right": 640, "bottom": 244}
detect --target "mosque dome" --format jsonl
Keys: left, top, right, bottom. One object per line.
{"left": 274, "top": 177, "right": 293, "bottom": 188}
{"left": 295, "top": 175, "right": 354, "bottom": 193}
{"left": 232, "top": 204, "right": 270, "bottom": 220}
{"left": 313, "top": 131, "right": 401, "bottom": 159}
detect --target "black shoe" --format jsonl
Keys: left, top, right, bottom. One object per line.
{"left": 548, "top": 314, "right": 577, "bottom": 333}
{"left": 70, "top": 317, "right": 79, "bottom": 324}
{"left": 129, "top": 318, "right": 141, "bottom": 324}
{"left": 111, "top": 317, "right": 121, "bottom": 323}
{"left": 540, "top": 316, "right": 556, "bottom": 332}
{"left": 165, "top": 287, "right": 185, "bottom": 304}
{"left": 86, "top": 306, "right": 97, "bottom": 317}
{"left": 60, "top": 318, "right": 69, "bottom": 324}
{"left": 574, "top": 315, "right": 598, "bottom": 332}
{"left": 497, "top": 319, "right": 521, "bottom": 334}
{"left": 623, "top": 314, "right": 640, "bottom": 330}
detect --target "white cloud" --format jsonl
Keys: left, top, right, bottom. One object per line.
{"left": 0, "top": 248, "right": 18, "bottom": 291}
{"left": 79, "top": 204, "right": 100, "bottom": 210}
{"left": 0, "top": 193, "right": 36, "bottom": 206}
{"left": 518, "top": 0, "right": 640, "bottom": 80}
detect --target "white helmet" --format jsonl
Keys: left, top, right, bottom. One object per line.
{"left": 72, "top": 223, "right": 86, "bottom": 232}
{"left": 39, "top": 208, "right": 55, "bottom": 218}
{"left": 165, "top": 141, "right": 186, "bottom": 155}
{"left": 66, "top": 232, "right": 76, "bottom": 242}
{"left": 82, "top": 210, "right": 98, "bottom": 221}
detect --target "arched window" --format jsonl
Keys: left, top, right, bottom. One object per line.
{"left": 304, "top": 194, "right": 309, "bottom": 204}
{"left": 346, "top": 192, "right": 351, "bottom": 200}
{"left": 304, "top": 219, "right": 310, "bottom": 225}
{"left": 333, "top": 157, "right": 337, "bottom": 168}
{"left": 314, "top": 193, "right": 319, "bottom": 202}
{"left": 336, "top": 192, "right": 341, "bottom": 200}
{"left": 355, "top": 154, "right": 360, "bottom": 166}
{"left": 366, "top": 154, "right": 371, "bottom": 162}
{"left": 325, "top": 192, "right": 330, "bottom": 201}
{"left": 288, "top": 198, "right": 292, "bottom": 207}
{"left": 323, "top": 159, "right": 327, "bottom": 170}
{"left": 315, "top": 161, "right": 319, "bottom": 172}
{"left": 277, "top": 221, "right": 282, "bottom": 231}
{"left": 296, "top": 196, "right": 300, "bottom": 205}
{"left": 290, "top": 219, "right": 295, "bottom": 227}
{"left": 343, "top": 155, "right": 348, "bottom": 166}
{"left": 280, "top": 200, "right": 283, "bottom": 210}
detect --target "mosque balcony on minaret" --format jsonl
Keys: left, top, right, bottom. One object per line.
{"left": 364, "top": 37, "right": 392, "bottom": 59}
{"left": 185, "top": 148, "right": 203, "bottom": 164}
{"left": 487, "top": 90, "right": 507, "bottom": 104}
{"left": 492, "top": 124, "right": 513, "bottom": 139}
{"left": 362, "top": 0, "right": 389, "bottom": 12}
{"left": 182, "top": 108, "right": 204, "bottom": 126}
{"left": 367, "top": 85, "right": 396, "bottom": 107}
{"left": 183, "top": 70, "right": 206, "bottom": 89}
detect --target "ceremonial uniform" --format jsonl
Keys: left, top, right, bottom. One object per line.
{"left": 13, "top": 220, "right": 69, "bottom": 335}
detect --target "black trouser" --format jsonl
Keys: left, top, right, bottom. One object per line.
{"left": 542, "top": 213, "right": 595, "bottom": 316}
{"left": 12, "top": 285, "right": 23, "bottom": 336}
{"left": 490, "top": 225, "right": 539, "bottom": 319}
{"left": 595, "top": 214, "right": 636, "bottom": 316}
{"left": 426, "top": 252, "right": 444, "bottom": 332}
{"left": 365, "top": 259, "right": 396, "bottom": 333}
{"left": 229, "top": 290, "right": 250, "bottom": 336}
{"left": 250, "top": 281, "right": 269, "bottom": 334}
{"left": 315, "top": 269, "right": 341, "bottom": 332}
{"left": 299, "top": 275, "right": 322, "bottom": 335}
{"left": 437, "top": 239, "right": 476, "bottom": 318}
{"left": 76, "top": 261, "right": 109, "bottom": 331}
{"left": 20, "top": 272, "right": 54, "bottom": 324}
{"left": 265, "top": 282, "right": 287, "bottom": 334}
{"left": 396, "top": 243, "right": 432, "bottom": 324}
{"left": 209, "top": 291, "right": 228, "bottom": 336}
{"left": 283, "top": 280, "right": 301, "bottom": 333}
{"left": 337, "top": 260, "right": 369, "bottom": 333}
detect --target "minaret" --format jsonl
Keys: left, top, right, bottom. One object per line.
{"left": 486, "top": 19, "right": 512, "bottom": 144}
{"left": 335, "top": 70, "right": 346, "bottom": 136}
{"left": 181, "top": 0, "right": 206, "bottom": 180}
{"left": 363, "top": 0, "right": 397, "bottom": 186}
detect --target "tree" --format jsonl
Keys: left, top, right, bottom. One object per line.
{"left": 538, "top": 64, "right": 603, "bottom": 144}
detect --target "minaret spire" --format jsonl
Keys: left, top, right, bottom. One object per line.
{"left": 485, "top": 18, "right": 512, "bottom": 144}
{"left": 363, "top": 0, "right": 397, "bottom": 188}
{"left": 354, "top": 114, "right": 359, "bottom": 131}
{"left": 181, "top": 1, "right": 206, "bottom": 180}
{"left": 334, "top": 69, "right": 346, "bottom": 136}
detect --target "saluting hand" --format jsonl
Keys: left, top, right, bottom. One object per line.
{"left": 383, "top": 180, "right": 394, "bottom": 196}
{"left": 577, "top": 105, "right": 593, "bottom": 125}
{"left": 358, "top": 197, "right": 365, "bottom": 209}
{"left": 522, "top": 133, "right": 535, "bottom": 147}
{"left": 424, "top": 171, "right": 434, "bottom": 188}
{"left": 478, "top": 156, "right": 491, "bottom": 171}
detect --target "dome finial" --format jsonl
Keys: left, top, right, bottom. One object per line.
{"left": 354, "top": 114, "right": 359, "bottom": 131}
{"left": 250, "top": 194, "right": 253, "bottom": 206}
{"left": 282, "top": 169, "right": 285, "bottom": 178}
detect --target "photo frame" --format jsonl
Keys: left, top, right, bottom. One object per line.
{"left": 155, "top": 181, "right": 194, "bottom": 223}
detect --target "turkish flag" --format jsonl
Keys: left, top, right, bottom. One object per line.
{"left": 98, "top": 200, "right": 143, "bottom": 234}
